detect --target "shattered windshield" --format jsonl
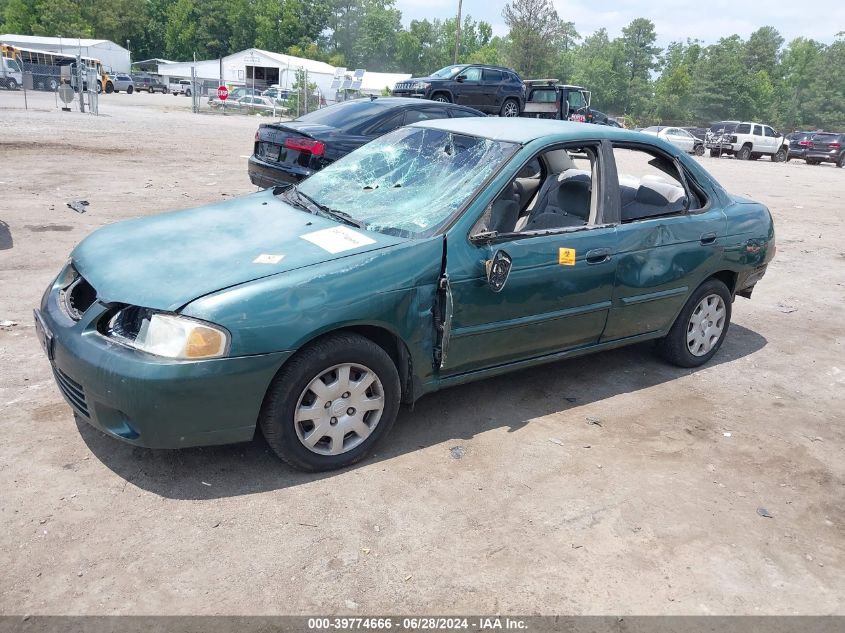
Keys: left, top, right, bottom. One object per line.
{"left": 431, "top": 65, "right": 466, "bottom": 79}
{"left": 295, "top": 126, "right": 518, "bottom": 237}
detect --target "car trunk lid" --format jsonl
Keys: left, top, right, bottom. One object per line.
{"left": 256, "top": 122, "right": 335, "bottom": 168}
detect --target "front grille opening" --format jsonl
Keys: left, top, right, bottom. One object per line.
{"left": 61, "top": 275, "right": 97, "bottom": 320}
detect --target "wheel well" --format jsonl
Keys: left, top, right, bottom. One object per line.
{"left": 709, "top": 270, "right": 738, "bottom": 295}
{"left": 301, "top": 326, "right": 414, "bottom": 403}
{"left": 741, "top": 142, "right": 752, "bottom": 149}
{"left": 430, "top": 90, "right": 451, "bottom": 100}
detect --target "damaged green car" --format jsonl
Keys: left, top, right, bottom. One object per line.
{"left": 36, "top": 118, "right": 775, "bottom": 471}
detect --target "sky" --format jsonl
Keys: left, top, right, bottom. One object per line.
{"left": 395, "top": 0, "right": 845, "bottom": 47}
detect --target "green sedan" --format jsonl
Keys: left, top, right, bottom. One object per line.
{"left": 36, "top": 118, "right": 775, "bottom": 471}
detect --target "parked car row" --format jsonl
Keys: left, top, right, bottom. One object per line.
{"left": 786, "top": 130, "right": 845, "bottom": 167}
{"left": 640, "top": 126, "right": 705, "bottom": 155}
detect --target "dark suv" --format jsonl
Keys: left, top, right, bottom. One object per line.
{"left": 785, "top": 131, "right": 815, "bottom": 161}
{"left": 392, "top": 64, "right": 524, "bottom": 117}
{"left": 805, "top": 132, "right": 845, "bottom": 167}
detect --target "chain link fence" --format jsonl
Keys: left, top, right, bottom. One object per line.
{"left": 1, "top": 61, "right": 99, "bottom": 113}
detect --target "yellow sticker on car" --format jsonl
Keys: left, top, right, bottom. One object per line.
{"left": 558, "top": 248, "right": 576, "bottom": 266}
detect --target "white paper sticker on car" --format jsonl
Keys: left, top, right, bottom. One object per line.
{"left": 253, "top": 254, "right": 285, "bottom": 264}
{"left": 300, "top": 226, "right": 376, "bottom": 254}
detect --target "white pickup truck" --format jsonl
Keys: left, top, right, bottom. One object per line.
{"left": 705, "top": 121, "right": 789, "bottom": 162}
{"left": 1, "top": 55, "right": 22, "bottom": 90}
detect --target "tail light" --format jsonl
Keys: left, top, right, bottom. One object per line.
{"left": 830, "top": 143, "right": 841, "bottom": 150}
{"left": 798, "top": 140, "right": 810, "bottom": 146}
{"left": 254, "top": 129, "right": 260, "bottom": 142}
{"left": 284, "top": 137, "right": 326, "bottom": 156}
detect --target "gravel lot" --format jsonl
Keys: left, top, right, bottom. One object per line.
{"left": 1, "top": 90, "right": 843, "bottom": 615}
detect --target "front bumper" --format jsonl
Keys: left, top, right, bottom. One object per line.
{"left": 390, "top": 90, "right": 427, "bottom": 99}
{"left": 248, "top": 155, "right": 308, "bottom": 188}
{"left": 38, "top": 281, "right": 292, "bottom": 449}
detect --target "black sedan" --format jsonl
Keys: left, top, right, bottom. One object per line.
{"left": 248, "top": 97, "right": 485, "bottom": 188}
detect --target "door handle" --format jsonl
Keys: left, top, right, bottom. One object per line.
{"left": 586, "top": 248, "right": 612, "bottom": 264}
{"left": 700, "top": 232, "right": 717, "bottom": 245}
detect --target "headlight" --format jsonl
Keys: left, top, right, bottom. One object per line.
{"left": 105, "top": 308, "right": 229, "bottom": 359}
{"left": 413, "top": 82, "right": 430, "bottom": 90}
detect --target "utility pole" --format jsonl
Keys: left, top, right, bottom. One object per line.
{"left": 453, "top": 0, "right": 462, "bottom": 64}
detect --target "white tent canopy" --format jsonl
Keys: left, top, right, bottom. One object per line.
{"left": 154, "top": 48, "right": 410, "bottom": 103}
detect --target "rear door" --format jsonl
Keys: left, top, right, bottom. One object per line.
{"left": 752, "top": 124, "right": 766, "bottom": 153}
{"left": 481, "top": 68, "right": 503, "bottom": 109}
{"left": 602, "top": 143, "right": 726, "bottom": 341}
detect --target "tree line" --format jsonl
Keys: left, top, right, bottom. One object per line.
{"left": 2, "top": 0, "right": 843, "bottom": 129}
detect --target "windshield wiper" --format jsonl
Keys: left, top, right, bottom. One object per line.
{"left": 293, "top": 187, "right": 366, "bottom": 229}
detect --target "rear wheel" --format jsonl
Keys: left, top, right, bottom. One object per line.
{"left": 127, "top": 85, "right": 134, "bottom": 94}
{"left": 185, "top": 89, "right": 191, "bottom": 97}
{"left": 500, "top": 98, "right": 520, "bottom": 117}
{"left": 105, "top": 82, "right": 114, "bottom": 94}
{"left": 431, "top": 92, "right": 451, "bottom": 103}
{"left": 259, "top": 333, "right": 401, "bottom": 471}
{"left": 837, "top": 154, "right": 845, "bottom": 168}
{"left": 656, "top": 279, "right": 732, "bottom": 368}
{"left": 773, "top": 147, "right": 787, "bottom": 162}
{"left": 737, "top": 145, "right": 752, "bottom": 160}
{"left": 694, "top": 144, "right": 705, "bottom": 156}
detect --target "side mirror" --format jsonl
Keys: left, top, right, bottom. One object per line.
{"left": 455, "top": 75, "right": 465, "bottom": 83}
{"left": 485, "top": 250, "right": 512, "bottom": 293}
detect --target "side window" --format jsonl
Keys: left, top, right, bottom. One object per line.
{"left": 366, "top": 112, "right": 403, "bottom": 135}
{"left": 567, "top": 91, "right": 585, "bottom": 110}
{"left": 404, "top": 108, "right": 450, "bottom": 124}
{"left": 482, "top": 69, "right": 502, "bottom": 82}
{"left": 471, "top": 145, "right": 602, "bottom": 237}
{"left": 612, "top": 146, "right": 701, "bottom": 223}
{"left": 736, "top": 123, "right": 751, "bottom": 134}
{"left": 459, "top": 67, "right": 482, "bottom": 81}
{"left": 753, "top": 125, "right": 763, "bottom": 136}
{"left": 764, "top": 127, "right": 776, "bottom": 138}
{"left": 449, "top": 108, "right": 481, "bottom": 118}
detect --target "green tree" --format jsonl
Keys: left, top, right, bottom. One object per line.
{"left": 570, "top": 28, "right": 627, "bottom": 115}
{"left": 619, "top": 18, "right": 660, "bottom": 114}
{"left": 805, "top": 33, "right": 845, "bottom": 129}
{"left": 502, "top": 0, "right": 567, "bottom": 78}
{"left": 745, "top": 26, "right": 783, "bottom": 79}
{"left": 775, "top": 37, "right": 825, "bottom": 129}
{"left": 2, "top": 0, "right": 37, "bottom": 34}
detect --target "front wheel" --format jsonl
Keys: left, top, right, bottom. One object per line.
{"left": 837, "top": 154, "right": 845, "bottom": 168}
{"left": 7, "top": 78, "right": 18, "bottom": 91}
{"left": 655, "top": 279, "right": 732, "bottom": 368}
{"left": 500, "top": 98, "right": 520, "bottom": 117}
{"left": 431, "top": 93, "right": 451, "bottom": 103}
{"left": 105, "top": 82, "right": 114, "bottom": 94}
{"left": 694, "top": 144, "right": 705, "bottom": 156}
{"left": 259, "top": 333, "right": 401, "bottom": 471}
{"left": 773, "top": 147, "right": 787, "bottom": 162}
{"left": 185, "top": 89, "right": 191, "bottom": 96}
{"left": 127, "top": 85, "right": 134, "bottom": 94}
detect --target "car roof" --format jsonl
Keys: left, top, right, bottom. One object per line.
{"left": 410, "top": 117, "right": 657, "bottom": 144}
{"left": 342, "top": 96, "right": 482, "bottom": 113}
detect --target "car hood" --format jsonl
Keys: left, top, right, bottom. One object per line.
{"left": 71, "top": 189, "right": 406, "bottom": 311}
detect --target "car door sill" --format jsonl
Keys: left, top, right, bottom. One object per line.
{"left": 437, "top": 330, "right": 662, "bottom": 388}
{"left": 449, "top": 300, "right": 612, "bottom": 340}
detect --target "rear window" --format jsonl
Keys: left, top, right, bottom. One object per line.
{"left": 296, "top": 100, "right": 391, "bottom": 131}
{"left": 711, "top": 122, "right": 737, "bottom": 133}
{"left": 812, "top": 133, "right": 839, "bottom": 142}
{"left": 482, "top": 69, "right": 503, "bottom": 81}
{"left": 736, "top": 124, "right": 751, "bottom": 134}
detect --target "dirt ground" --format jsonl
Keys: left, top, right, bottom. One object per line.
{"left": 0, "top": 89, "right": 843, "bottom": 616}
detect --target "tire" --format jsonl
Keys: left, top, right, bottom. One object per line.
{"left": 7, "top": 78, "right": 18, "bottom": 91}
{"left": 709, "top": 149, "right": 720, "bottom": 158}
{"left": 105, "top": 82, "right": 114, "bottom": 94}
{"left": 656, "top": 279, "right": 732, "bottom": 368}
{"left": 185, "top": 89, "right": 191, "bottom": 97}
{"left": 127, "top": 85, "right": 134, "bottom": 94}
{"left": 259, "top": 333, "right": 401, "bottom": 472}
{"left": 694, "top": 144, "right": 705, "bottom": 156}
{"left": 500, "top": 98, "right": 520, "bottom": 117}
{"left": 806, "top": 159, "right": 818, "bottom": 165}
{"left": 837, "top": 154, "right": 845, "bottom": 168}
{"left": 773, "top": 147, "right": 787, "bottom": 162}
{"left": 96, "top": 82, "right": 102, "bottom": 94}
{"left": 48, "top": 78, "right": 58, "bottom": 91}
{"left": 431, "top": 92, "right": 451, "bottom": 103}
{"left": 737, "top": 145, "right": 752, "bottom": 160}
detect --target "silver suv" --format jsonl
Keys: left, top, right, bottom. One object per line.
{"left": 705, "top": 121, "right": 788, "bottom": 162}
